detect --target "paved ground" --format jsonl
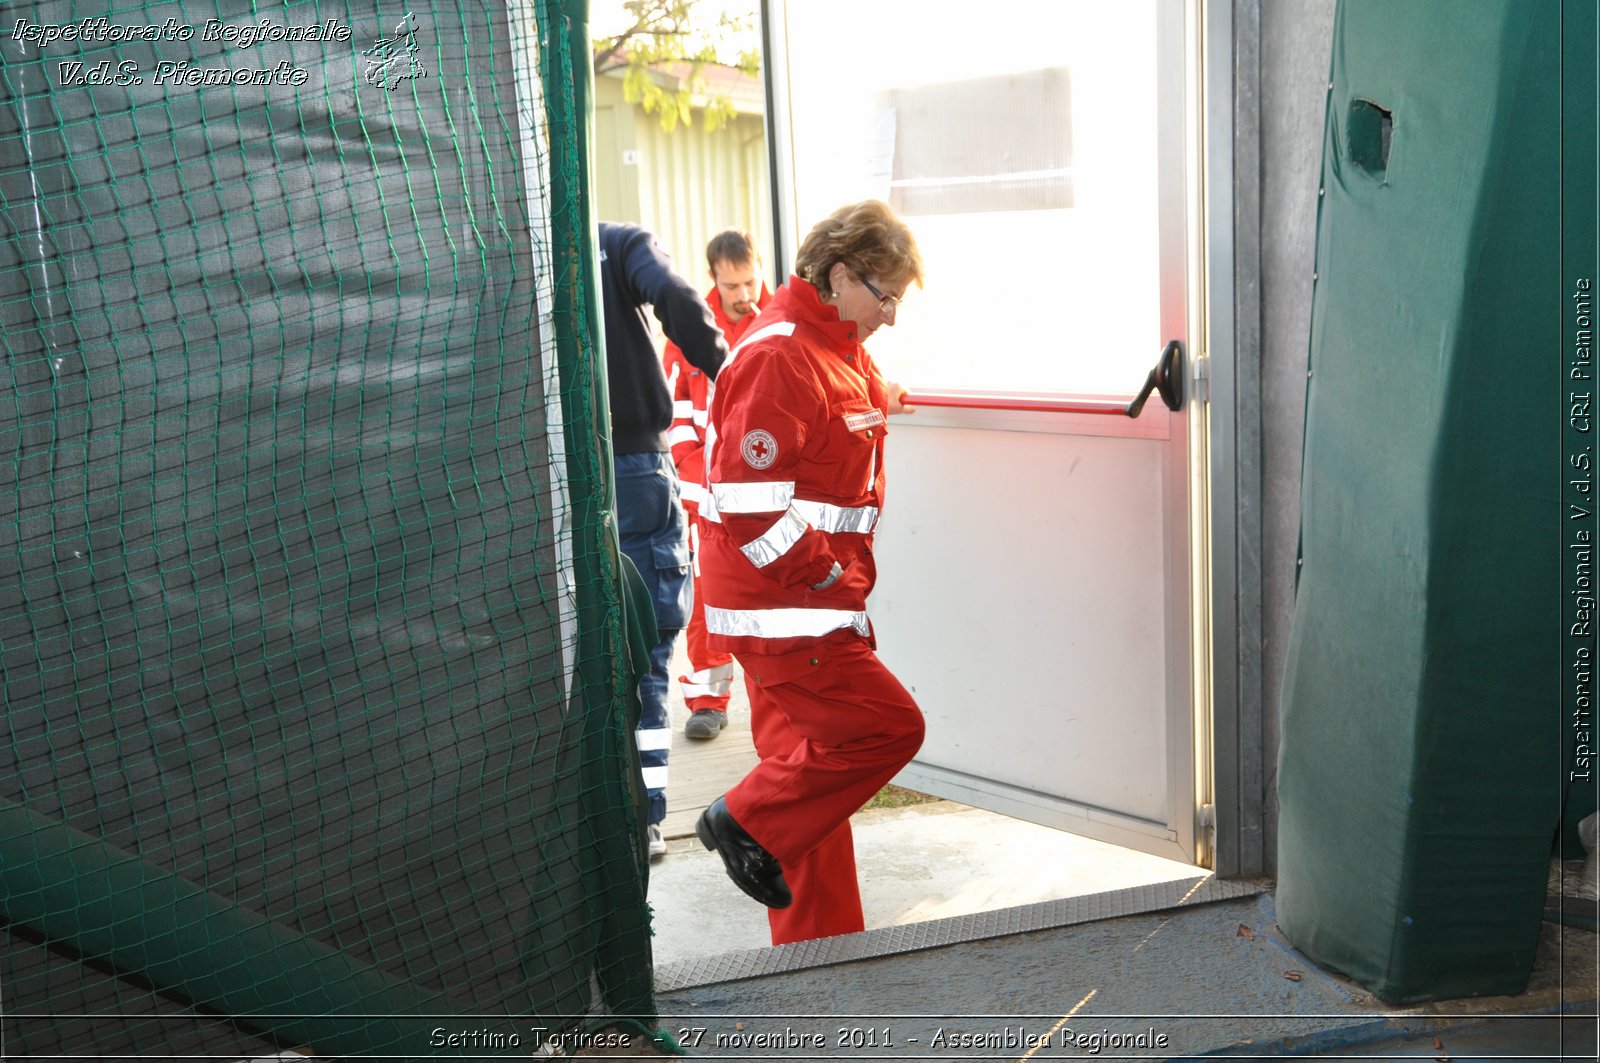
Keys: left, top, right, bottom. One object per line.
{"left": 648, "top": 798, "right": 1203, "bottom": 967}
{"left": 657, "top": 639, "right": 758, "bottom": 843}
{"left": 654, "top": 893, "right": 1597, "bottom": 1059}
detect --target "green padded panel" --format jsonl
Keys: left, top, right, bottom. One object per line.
{"left": 1277, "top": 0, "right": 1567, "bottom": 1003}
{"left": 1, "top": 0, "right": 652, "bottom": 1056}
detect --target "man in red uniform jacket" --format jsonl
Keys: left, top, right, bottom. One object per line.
{"left": 694, "top": 201, "right": 925, "bottom": 945}
{"left": 661, "top": 231, "right": 772, "bottom": 740}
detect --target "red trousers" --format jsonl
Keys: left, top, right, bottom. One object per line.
{"left": 681, "top": 517, "right": 735, "bottom": 711}
{"left": 723, "top": 640, "right": 924, "bottom": 945}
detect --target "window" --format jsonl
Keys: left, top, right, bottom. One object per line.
{"left": 778, "top": 1, "right": 1161, "bottom": 395}
{"left": 888, "top": 68, "right": 1074, "bottom": 216}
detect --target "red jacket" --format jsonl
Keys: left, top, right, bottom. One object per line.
{"left": 663, "top": 284, "right": 772, "bottom": 514}
{"left": 698, "top": 276, "right": 891, "bottom": 658}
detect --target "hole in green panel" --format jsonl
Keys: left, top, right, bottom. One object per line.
{"left": 1348, "top": 97, "right": 1393, "bottom": 179}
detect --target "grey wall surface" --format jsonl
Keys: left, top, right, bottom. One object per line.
{"left": 1255, "top": 0, "right": 1337, "bottom": 874}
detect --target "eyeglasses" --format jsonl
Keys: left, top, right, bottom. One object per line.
{"left": 857, "top": 274, "right": 902, "bottom": 314}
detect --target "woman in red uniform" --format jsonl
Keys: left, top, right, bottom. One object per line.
{"left": 694, "top": 200, "right": 925, "bottom": 944}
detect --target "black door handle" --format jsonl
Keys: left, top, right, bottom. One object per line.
{"left": 1124, "top": 340, "right": 1185, "bottom": 418}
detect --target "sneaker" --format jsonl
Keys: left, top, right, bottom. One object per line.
{"left": 647, "top": 823, "right": 667, "bottom": 861}
{"left": 684, "top": 709, "right": 728, "bottom": 740}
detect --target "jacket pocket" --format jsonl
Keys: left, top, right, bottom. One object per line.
{"left": 825, "top": 401, "right": 886, "bottom": 498}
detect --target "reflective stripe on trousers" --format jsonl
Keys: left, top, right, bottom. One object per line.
{"left": 680, "top": 662, "right": 735, "bottom": 699}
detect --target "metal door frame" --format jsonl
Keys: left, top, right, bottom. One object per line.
{"left": 1203, "top": 0, "right": 1267, "bottom": 879}
{"left": 757, "top": 0, "right": 1260, "bottom": 873}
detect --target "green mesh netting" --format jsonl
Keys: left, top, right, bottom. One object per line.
{"left": 0, "top": 0, "right": 662, "bottom": 1057}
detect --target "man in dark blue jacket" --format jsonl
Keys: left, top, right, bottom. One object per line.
{"left": 598, "top": 222, "right": 729, "bottom": 860}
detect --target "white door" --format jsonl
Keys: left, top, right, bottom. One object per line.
{"left": 764, "top": 0, "right": 1209, "bottom": 866}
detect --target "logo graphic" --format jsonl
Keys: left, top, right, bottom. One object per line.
{"left": 741, "top": 429, "right": 778, "bottom": 469}
{"left": 363, "top": 12, "right": 426, "bottom": 91}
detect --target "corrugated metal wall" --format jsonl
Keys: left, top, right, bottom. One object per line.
{"left": 593, "top": 75, "right": 776, "bottom": 292}
{"left": 1258, "top": 0, "right": 1337, "bottom": 877}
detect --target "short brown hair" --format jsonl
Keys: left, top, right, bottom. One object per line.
{"left": 793, "top": 200, "right": 923, "bottom": 299}
{"left": 706, "top": 229, "right": 758, "bottom": 272}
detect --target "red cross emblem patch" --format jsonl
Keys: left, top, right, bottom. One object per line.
{"left": 741, "top": 429, "right": 778, "bottom": 469}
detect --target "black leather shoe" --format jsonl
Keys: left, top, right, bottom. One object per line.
{"left": 695, "top": 797, "right": 792, "bottom": 909}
